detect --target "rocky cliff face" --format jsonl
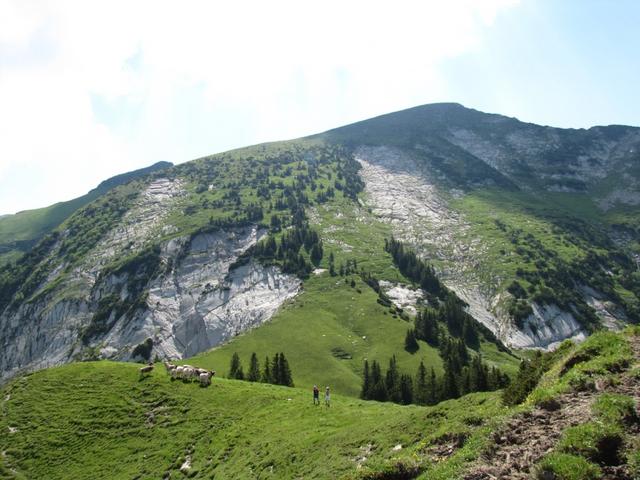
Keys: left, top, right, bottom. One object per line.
{"left": 0, "top": 192, "right": 300, "bottom": 382}
{"left": 355, "top": 144, "right": 627, "bottom": 349}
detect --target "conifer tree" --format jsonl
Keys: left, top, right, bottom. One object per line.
{"left": 229, "top": 352, "right": 243, "bottom": 379}
{"left": 278, "top": 352, "right": 294, "bottom": 386}
{"left": 427, "top": 367, "right": 438, "bottom": 405}
{"left": 441, "top": 357, "right": 459, "bottom": 400}
{"left": 361, "top": 360, "right": 371, "bottom": 399}
{"left": 463, "top": 317, "right": 480, "bottom": 349}
{"left": 310, "top": 243, "right": 323, "bottom": 266}
{"left": 415, "top": 308, "right": 439, "bottom": 346}
{"left": 404, "top": 328, "right": 419, "bottom": 353}
{"left": 370, "top": 360, "right": 388, "bottom": 401}
{"left": 414, "top": 361, "right": 428, "bottom": 405}
{"left": 261, "top": 356, "right": 271, "bottom": 383}
{"left": 399, "top": 374, "right": 414, "bottom": 405}
{"left": 271, "top": 353, "right": 281, "bottom": 385}
{"left": 470, "top": 355, "right": 488, "bottom": 392}
{"left": 385, "top": 355, "right": 401, "bottom": 403}
{"left": 460, "top": 367, "right": 472, "bottom": 395}
{"left": 247, "top": 353, "right": 260, "bottom": 382}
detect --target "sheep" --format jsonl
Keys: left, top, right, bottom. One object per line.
{"left": 164, "top": 361, "right": 176, "bottom": 373}
{"left": 182, "top": 367, "right": 197, "bottom": 382}
{"left": 139, "top": 364, "right": 154, "bottom": 377}
{"left": 199, "top": 370, "right": 215, "bottom": 387}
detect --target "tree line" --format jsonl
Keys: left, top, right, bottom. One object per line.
{"left": 361, "top": 350, "right": 509, "bottom": 406}
{"left": 228, "top": 352, "right": 294, "bottom": 387}
{"left": 386, "top": 237, "right": 509, "bottom": 353}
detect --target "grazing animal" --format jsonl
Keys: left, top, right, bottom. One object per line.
{"left": 139, "top": 364, "right": 154, "bottom": 377}
{"left": 199, "top": 370, "right": 214, "bottom": 387}
{"left": 164, "top": 361, "right": 176, "bottom": 373}
{"left": 182, "top": 367, "right": 196, "bottom": 382}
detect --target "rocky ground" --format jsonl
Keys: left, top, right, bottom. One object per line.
{"left": 462, "top": 335, "right": 640, "bottom": 479}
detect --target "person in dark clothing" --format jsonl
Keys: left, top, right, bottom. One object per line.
{"left": 313, "top": 385, "right": 320, "bottom": 405}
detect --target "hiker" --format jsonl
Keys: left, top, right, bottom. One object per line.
{"left": 324, "top": 386, "right": 330, "bottom": 407}
{"left": 313, "top": 385, "right": 320, "bottom": 405}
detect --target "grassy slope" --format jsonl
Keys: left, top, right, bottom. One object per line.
{"left": 2, "top": 329, "right": 636, "bottom": 479}
{"left": 190, "top": 273, "right": 444, "bottom": 397}
{"left": 0, "top": 361, "right": 507, "bottom": 480}
{"left": 451, "top": 188, "right": 639, "bottom": 313}
{"left": 190, "top": 194, "right": 520, "bottom": 396}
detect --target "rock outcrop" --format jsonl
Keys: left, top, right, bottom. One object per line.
{"left": 355, "top": 145, "right": 619, "bottom": 349}
{"left": 0, "top": 225, "right": 300, "bottom": 383}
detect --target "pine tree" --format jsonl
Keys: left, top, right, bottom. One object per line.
{"left": 415, "top": 308, "right": 439, "bottom": 346}
{"left": 385, "top": 355, "right": 400, "bottom": 403}
{"left": 370, "top": 360, "right": 387, "bottom": 401}
{"left": 399, "top": 374, "right": 414, "bottom": 405}
{"left": 463, "top": 317, "right": 480, "bottom": 349}
{"left": 441, "top": 357, "right": 459, "bottom": 400}
{"left": 261, "top": 356, "right": 272, "bottom": 383}
{"left": 361, "top": 360, "right": 371, "bottom": 400}
{"left": 278, "top": 352, "right": 294, "bottom": 386}
{"left": 310, "top": 242, "right": 323, "bottom": 266}
{"left": 470, "top": 355, "right": 488, "bottom": 392}
{"left": 247, "top": 353, "right": 260, "bottom": 382}
{"left": 457, "top": 338, "right": 469, "bottom": 365}
{"left": 229, "top": 352, "right": 242, "bottom": 379}
{"left": 271, "top": 353, "right": 281, "bottom": 385}
{"left": 404, "top": 328, "right": 419, "bottom": 353}
{"left": 460, "top": 367, "right": 471, "bottom": 395}
{"left": 329, "top": 262, "right": 336, "bottom": 276}
{"left": 427, "top": 367, "right": 438, "bottom": 405}
{"left": 414, "top": 361, "right": 428, "bottom": 405}
{"left": 270, "top": 214, "right": 281, "bottom": 232}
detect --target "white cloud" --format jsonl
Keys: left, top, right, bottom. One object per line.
{"left": 0, "top": 0, "right": 519, "bottom": 214}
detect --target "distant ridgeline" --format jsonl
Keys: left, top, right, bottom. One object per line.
{"left": 0, "top": 161, "right": 172, "bottom": 266}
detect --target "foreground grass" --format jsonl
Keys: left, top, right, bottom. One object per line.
{"left": 0, "top": 361, "right": 506, "bottom": 480}
{"left": 2, "top": 329, "right": 636, "bottom": 479}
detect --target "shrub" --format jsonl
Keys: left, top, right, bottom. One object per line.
{"left": 131, "top": 338, "right": 154, "bottom": 362}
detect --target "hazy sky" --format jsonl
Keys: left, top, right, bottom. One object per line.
{"left": 1, "top": 0, "right": 639, "bottom": 214}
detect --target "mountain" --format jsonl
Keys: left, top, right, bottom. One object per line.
{"left": 1, "top": 103, "right": 639, "bottom": 390}
{"left": 0, "top": 161, "right": 172, "bottom": 266}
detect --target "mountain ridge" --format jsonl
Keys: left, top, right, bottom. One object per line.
{"left": 0, "top": 161, "right": 173, "bottom": 266}
{"left": 1, "top": 103, "right": 639, "bottom": 390}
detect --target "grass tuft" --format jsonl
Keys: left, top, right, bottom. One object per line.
{"left": 535, "top": 452, "right": 602, "bottom": 480}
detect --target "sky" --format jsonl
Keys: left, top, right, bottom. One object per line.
{"left": 1, "top": 0, "right": 639, "bottom": 215}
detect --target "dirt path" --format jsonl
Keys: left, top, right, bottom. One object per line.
{"left": 462, "top": 335, "right": 640, "bottom": 480}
